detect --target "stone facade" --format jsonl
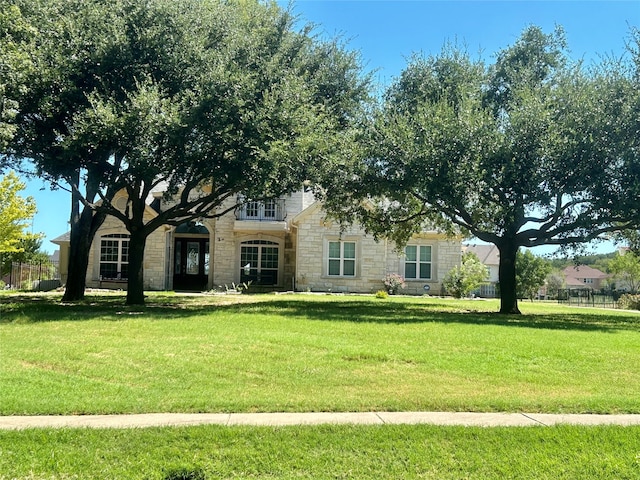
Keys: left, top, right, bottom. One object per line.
{"left": 293, "top": 203, "right": 461, "bottom": 294}
{"left": 84, "top": 191, "right": 170, "bottom": 290}
{"left": 54, "top": 188, "right": 461, "bottom": 294}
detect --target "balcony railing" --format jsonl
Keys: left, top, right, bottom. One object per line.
{"left": 236, "top": 199, "right": 286, "bottom": 221}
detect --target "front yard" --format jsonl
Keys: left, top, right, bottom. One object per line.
{"left": 1, "top": 292, "right": 640, "bottom": 479}
{"left": 2, "top": 292, "right": 639, "bottom": 415}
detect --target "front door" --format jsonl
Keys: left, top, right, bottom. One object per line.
{"left": 173, "top": 238, "right": 209, "bottom": 291}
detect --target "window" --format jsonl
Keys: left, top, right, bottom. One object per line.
{"left": 328, "top": 241, "right": 356, "bottom": 276}
{"left": 240, "top": 240, "right": 279, "bottom": 285}
{"left": 236, "top": 198, "right": 285, "bottom": 221}
{"left": 245, "top": 201, "right": 260, "bottom": 218}
{"left": 263, "top": 199, "right": 277, "bottom": 218}
{"left": 100, "top": 234, "right": 129, "bottom": 279}
{"left": 404, "top": 245, "right": 432, "bottom": 280}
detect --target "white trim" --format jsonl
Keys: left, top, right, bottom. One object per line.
{"left": 402, "top": 243, "right": 434, "bottom": 281}
{"left": 324, "top": 237, "right": 359, "bottom": 278}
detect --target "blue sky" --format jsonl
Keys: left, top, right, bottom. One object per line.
{"left": 21, "top": 0, "right": 639, "bottom": 253}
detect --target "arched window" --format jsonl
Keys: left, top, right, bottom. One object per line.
{"left": 99, "top": 234, "right": 130, "bottom": 280}
{"left": 240, "top": 240, "right": 279, "bottom": 285}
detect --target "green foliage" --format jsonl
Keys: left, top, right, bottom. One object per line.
{"left": 618, "top": 293, "right": 640, "bottom": 310}
{"left": 0, "top": 171, "right": 37, "bottom": 252}
{"left": 516, "top": 250, "right": 552, "bottom": 300}
{"left": 608, "top": 251, "right": 640, "bottom": 293}
{"left": 322, "top": 25, "right": 638, "bottom": 314}
{"left": 549, "top": 252, "right": 617, "bottom": 272}
{"left": 442, "top": 252, "right": 488, "bottom": 298}
{"left": 375, "top": 290, "right": 389, "bottom": 299}
{"left": 0, "top": 233, "right": 49, "bottom": 275}
{"left": 8, "top": 0, "right": 370, "bottom": 304}
{"left": 0, "top": 3, "right": 35, "bottom": 153}
{"left": 545, "top": 270, "right": 567, "bottom": 300}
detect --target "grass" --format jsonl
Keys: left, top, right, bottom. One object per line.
{"left": 1, "top": 292, "right": 640, "bottom": 415}
{"left": 1, "top": 424, "right": 640, "bottom": 479}
{"left": 2, "top": 292, "right": 640, "bottom": 479}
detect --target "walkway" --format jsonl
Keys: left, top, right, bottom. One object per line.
{"left": 2, "top": 412, "right": 640, "bottom": 430}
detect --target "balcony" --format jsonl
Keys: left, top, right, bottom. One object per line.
{"left": 234, "top": 199, "right": 287, "bottom": 232}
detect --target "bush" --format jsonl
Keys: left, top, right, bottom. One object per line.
{"left": 618, "top": 293, "right": 640, "bottom": 310}
{"left": 375, "top": 290, "right": 389, "bottom": 299}
{"left": 443, "top": 252, "right": 488, "bottom": 298}
{"left": 383, "top": 273, "right": 406, "bottom": 295}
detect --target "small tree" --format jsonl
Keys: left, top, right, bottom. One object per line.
{"left": 0, "top": 234, "right": 48, "bottom": 276}
{"left": 545, "top": 270, "right": 567, "bottom": 299}
{"left": 608, "top": 251, "right": 640, "bottom": 293}
{"left": 443, "top": 252, "right": 488, "bottom": 298}
{"left": 0, "top": 171, "right": 36, "bottom": 253}
{"left": 516, "top": 250, "right": 552, "bottom": 301}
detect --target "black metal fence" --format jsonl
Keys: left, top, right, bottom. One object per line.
{"left": 3, "top": 261, "right": 61, "bottom": 291}
{"left": 557, "top": 288, "right": 621, "bottom": 309}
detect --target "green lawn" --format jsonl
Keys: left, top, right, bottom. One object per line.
{"left": 2, "top": 292, "right": 640, "bottom": 479}
{"left": 1, "top": 424, "right": 639, "bottom": 479}
{"left": 1, "top": 292, "right": 639, "bottom": 415}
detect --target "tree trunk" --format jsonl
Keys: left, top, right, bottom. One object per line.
{"left": 497, "top": 240, "right": 521, "bottom": 314}
{"left": 61, "top": 172, "right": 106, "bottom": 302}
{"left": 126, "top": 228, "right": 148, "bottom": 305}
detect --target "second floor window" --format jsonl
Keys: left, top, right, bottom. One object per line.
{"left": 237, "top": 198, "right": 285, "bottom": 221}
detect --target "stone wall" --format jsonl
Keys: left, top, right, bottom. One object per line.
{"left": 294, "top": 205, "right": 462, "bottom": 295}
{"left": 86, "top": 196, "right": 168, "bottom": 290}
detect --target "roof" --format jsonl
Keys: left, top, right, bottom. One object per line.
{"left": 51, "top": 231, "right": 70, "bottom": 245}
{"left": 562, "top": 265, "right": 609, "bottom": 281}
{"left": 463, "top": 244, "right": 500, "bottom": 266}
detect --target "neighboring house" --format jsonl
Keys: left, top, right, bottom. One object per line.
{"left": 463, "top": 243, "right": 499, "bottom": 297}
{"left": 562, "top": 265, "right": 609, "bottom": 290}
{"left": 52, "top": 188, "right": 461, "bottom": 294}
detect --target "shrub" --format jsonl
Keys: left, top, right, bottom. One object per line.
{"left": 618, "top": 293, "right": 640, "bottom": 310}
{"left": 383, "top": 273, "right": 406, "bottom": 295}
{"left": 375, "top": 290, "right": 389, "bottom": 299}
{"left": 443, "top": 252, "right": 488, "bottom": 298}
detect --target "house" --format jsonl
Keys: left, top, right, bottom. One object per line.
{"left": 562, "top": 265, "right": 609, "bottom": 290}
{"left": 52, "top": 188, "right": 461, "bottom": 294}
{"left": 462, "top": 243, "right": 499, "bottom": 297}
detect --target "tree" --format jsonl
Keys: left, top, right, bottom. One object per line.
{"left": 442, "top": 252, "right": 488, "bottom": 298}
{"left": 608, "top": 28, "right": 640, "bottom": 256}
{"left": 0, "top": 3, "right": 34, "bottom": 155}
{"left": 515, "top": 250, "right": 552, "bottom": 301}
{"left": 0, "top": 171, "right": 36, "bottom": 252}
{"left": 3, "top": 0, "right": 130, "bottom": 301}
{"left": 6, "top": 0, "right": 370, "bottom": 305}
{"left": 0, "top": 233, "right": 49, "bottom": 276}
{"left": 545, "top": 270, "right": 567, "bottom": 300}
{"left": 322, "top": 26, "right": 636, "bottom": 314}
{"left": 608, "top": 251, "right": 640, "bottom": 293}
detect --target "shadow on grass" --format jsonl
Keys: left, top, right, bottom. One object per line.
{"left": 1, "top": 293, "right": 639, "bottom": 333}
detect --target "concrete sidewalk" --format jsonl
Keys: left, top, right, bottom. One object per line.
{"left": 2, "top": 412, "right": 640, "bottom": 430}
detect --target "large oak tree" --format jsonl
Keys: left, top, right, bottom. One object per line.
{"left": 5, "top": 0, "right": 370, "bottom": 304}
{"left": 322, "top": 26, "right": 636, "bottom": 314}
